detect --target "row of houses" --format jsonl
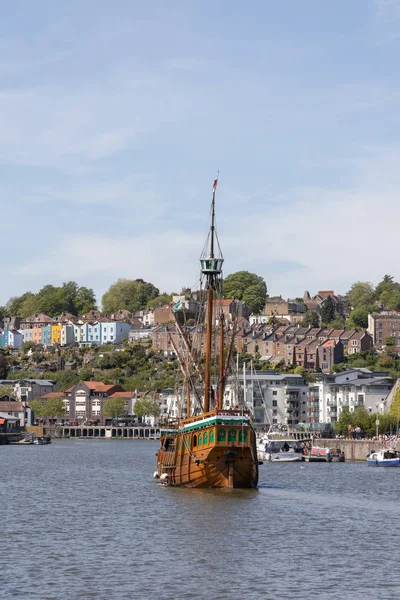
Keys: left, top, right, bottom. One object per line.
{"left": 152, "top": 322, "right": 373, "bottom": 373}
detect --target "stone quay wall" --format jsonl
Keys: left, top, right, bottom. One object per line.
{"left": 317, "top": 439, "right": 396, "bottom": 462}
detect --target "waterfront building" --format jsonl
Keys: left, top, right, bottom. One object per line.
{"left": 224, "top": 372, "right": 309, "bottom": 428}
{"left": 0, "top": 400, "right": 32, "bottom": 427}
{"left": 64, "top": 381, "right": 126, "bottom": 423}
{"left": 14, "top": 379, "right": 57, "bottom": 402}
{"left": 309, "top": 369, "right": 393, "bottom": 426}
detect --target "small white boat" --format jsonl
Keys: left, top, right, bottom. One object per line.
{"left": 257, "top": 436, "right": 304, "bottom": 462}
{"left": 367, "top": 448, "right": 400, "bottom": 467}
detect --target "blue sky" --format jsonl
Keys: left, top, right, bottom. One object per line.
{"left": 1, "top": 0, "right": 400, "bottom": 306}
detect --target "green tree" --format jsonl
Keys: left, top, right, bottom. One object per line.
{"left": 0, "top": 384, "right": 15, "bottom": 398}
{"left": 301, "top": 310, "right": 320, "bottom": 328}
{"left": 5, "top": 282, "right": 97, "bottom": 318}
{"left": 321, "top": 295, "right": 335, "bottom": 324}
{"left": 294, "top": 366, "right": 305, "bottom": 376}
{"left": 223, "top": 271, "right": 267, "bottom": 314}
{"left": 75, "top": 286, "right": 97, "bottom": 314}
{"left": 134, "top": 398, "right": 161, "bottom": 419}
{"left": 347, "top": 305, "right": 374, "bottom": 329}
{"left": 6, "top": 292, "right": 36, "bottom": 317}
{"left": 42, "top": 397, "right": 65, "bottom": 419}
{"left": 328, "top": 316, "right": 346, "bottom": 330}
{"left": 0, "top": 354, "right": 9, "bottom": 379}
{"left": 102, "top": 279, "right": 159, "bottom": 314}
{"left": 333, "top": 407, "right": 354, "bottom": 435}
{"left": 103, "top": 397, "right": 127, "bottom": 419}
{"left": 347, "top": 281, "right": 375, "bottom": 309}
{"left": 390, "top": 388, "right": 400, "bottom": 421}
{"left": 146, "top": 293, "right": 173, "bottom": 309}
{"left": 374, "top": 275, "right": 400, "bottom": 310}
{"left": 29, "top": 399, "right": 45, "bottom": 418}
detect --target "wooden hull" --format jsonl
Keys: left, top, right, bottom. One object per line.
{"left": 156, "top": 420, "right": 259, "bottom": 489}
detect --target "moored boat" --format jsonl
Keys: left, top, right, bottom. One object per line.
{"left": 304, "top": 446, "right": 332, "bottom": 462}
{"left": 33, "top": 436, "right": 51, "bottom": 445}
{"left": 367, "top": 448, "right": 400, "bottom": 467}
{"left": 155, "top": 176, "right": 258, "bottom": 489}
{"left": 257, "top": 435, "right": 304, "bottom": 462}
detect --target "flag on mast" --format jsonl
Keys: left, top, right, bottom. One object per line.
{"left": 212, "top": 172, "right": 219, "bottom": 191}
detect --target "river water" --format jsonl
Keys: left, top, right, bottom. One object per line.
{"left": 2, "top": 440, "right": 400, "bottom": 600}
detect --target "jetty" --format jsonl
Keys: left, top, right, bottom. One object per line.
{"left": 50, "top": 425, "right": 160, "bottom": 440}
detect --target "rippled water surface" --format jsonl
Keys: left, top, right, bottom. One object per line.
{"left": 2, "top": 440, "right": 400, "bottom": 599}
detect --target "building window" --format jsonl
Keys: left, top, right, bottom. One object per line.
{"left": 272, "top": 400, "right": 277, "bottom": 407}
{"left": 272, "top": 391, "right": 277, "bottom": 396}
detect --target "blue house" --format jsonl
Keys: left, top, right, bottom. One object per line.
{"left": 42, "top": 326, "right": 51, "bottom": 346}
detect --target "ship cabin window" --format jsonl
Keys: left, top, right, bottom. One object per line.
{"left": 239, "top": 430, "right": 248, "bottom": 442}
{"left": 203, "top": 431, "right": 208, "bottom": 445}
{"left": 229, "top": 429, "right": 236, "bottom": 442}
{"left": 198, "top": 433, "right": 203, "bottom": 446}
{"left": 193, "top": 434, "right": 197, "bottom": 447}
{"left": 218, "top": 429, "right": 226, "bottom": 442}
{"left": 210, "top": 430, "right": 215, "bottom": 443}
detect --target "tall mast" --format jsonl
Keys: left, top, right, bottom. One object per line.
{"left": 201, "top": 174, "right": 223, "bottom": 414}
{"left": 218, "top": 312, "right": 225, "bottom": 409}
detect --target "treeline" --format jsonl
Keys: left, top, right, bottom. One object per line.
{"left": 0, "top": 271, "right": 268, "bottom": 319}
{"left": 2, "top": 273, "right": 399, "bottom": 326}
{"left": 1, "top": 282, "right": 97, "bottom": 319}
{"left": 300, "top": 274, "right": 400, "bottom": 330}
{"left": 334, "top": 393, "right": 400, "bottom": 436}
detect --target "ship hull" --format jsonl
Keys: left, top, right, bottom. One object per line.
{"left": 156, "top": 416, "right": 259, "bottom": 489}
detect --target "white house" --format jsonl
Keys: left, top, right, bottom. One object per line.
{"left": 310, "top": 369, "right": 393, "bottom": 425}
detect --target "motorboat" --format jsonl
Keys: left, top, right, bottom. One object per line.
{"left": 33, "top": 436, "right": 51, "bottom": 445}
{"left": 303, "top": 446, "right": 332, "bottom": 462}
{"left": 257, "top": 435, "right": 304, "bottom": 462}
{"left": 367, "top": 448, "right": 400, "bottom": 467}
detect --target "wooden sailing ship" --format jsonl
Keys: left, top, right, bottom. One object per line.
{"left": 155, "top": 176, "right": 259, "bottom": 488}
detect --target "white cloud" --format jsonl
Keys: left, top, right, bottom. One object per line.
{"left": 2, "top": 145, "right": 400, "bottom": 305}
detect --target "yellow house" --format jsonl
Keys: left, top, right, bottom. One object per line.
{"left": 51, "top": 324, "right": 62, "bottom": 345}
